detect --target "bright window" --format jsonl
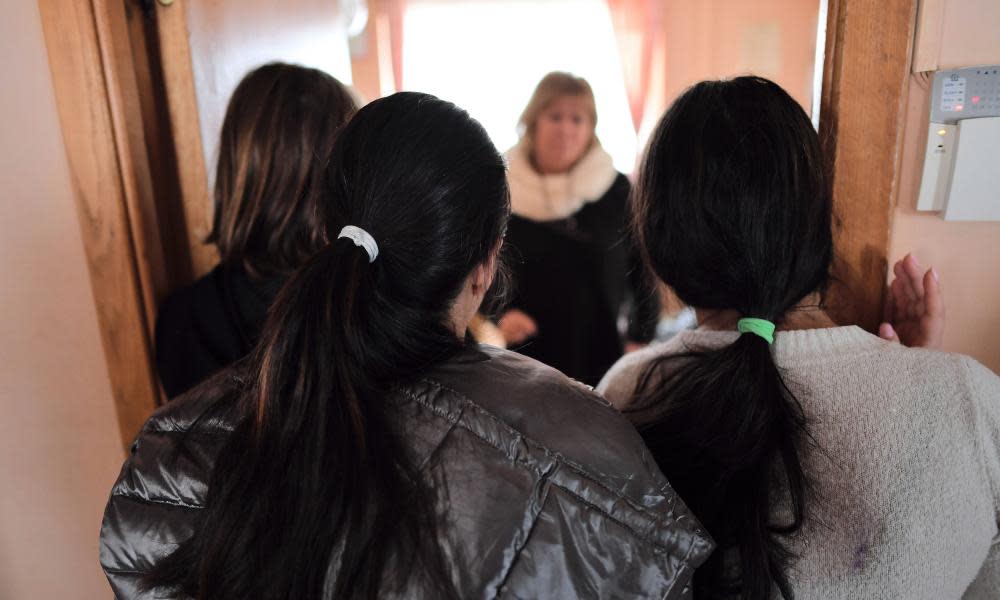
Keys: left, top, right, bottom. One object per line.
{"left": 402, "top": 0, "right": 637, "bottom": 172}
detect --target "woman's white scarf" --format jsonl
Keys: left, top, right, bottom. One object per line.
{"left": 506, "top": 138, "right": 618, "bottom": 221}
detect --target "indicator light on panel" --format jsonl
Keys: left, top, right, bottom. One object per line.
{"left": 972, "top": 96, "right": 981, "bottom": 104}
{"left": 938, "top": 129, "right": 948, "bottom": 136}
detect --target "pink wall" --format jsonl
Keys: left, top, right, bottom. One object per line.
{"left": 0, "top": 2, "right": 124, "bottom": 598}
{"left": 889, "top": 74, "right": 1000, "bottom": 373}
{"left": 889, "top": 0, "right": 1000, "bottom": 372}
{"left": 653, "top": 0, "right": 819, "bottom": 124}
{"left": 914, "top": 0, "right": 1000, "bottom": 71}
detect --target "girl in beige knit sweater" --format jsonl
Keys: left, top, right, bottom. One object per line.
{"left": 598, "top": 76, "right": 1000, "bottom": 599}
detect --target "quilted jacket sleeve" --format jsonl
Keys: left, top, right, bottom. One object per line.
{"left": 99, "top": 377, "right": 237, "bottom": 599}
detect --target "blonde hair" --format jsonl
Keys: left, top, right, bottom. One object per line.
{"left": 517, "top": 72, "right": 597, "bottom": 151}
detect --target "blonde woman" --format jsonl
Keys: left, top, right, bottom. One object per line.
{"left": 499, "top": 72, "right": 659, "bottom": 385}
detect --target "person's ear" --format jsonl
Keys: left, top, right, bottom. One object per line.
{"left": 472, "top": 255, "right": 498, "bottom": 296}
{"left": 481, "top": 239, "right": 504, "bottom": 293}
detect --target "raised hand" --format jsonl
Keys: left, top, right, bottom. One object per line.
{"left": 498, "top": 309, "right": 539, "bottom": 346}
{"left": 879, "top": 253, "right": 944, "bottom": 349}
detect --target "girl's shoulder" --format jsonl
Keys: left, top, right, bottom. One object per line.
{"left": 597, "top": 335, "right": 692, "bottom": 410}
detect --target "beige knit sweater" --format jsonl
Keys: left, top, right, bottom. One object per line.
{"left": 597, "top": 326, "right": 1000, "bottom": 599}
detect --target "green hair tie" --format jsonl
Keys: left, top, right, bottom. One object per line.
{"left": 737, "top": 318, "right": 775, "bottom": 344}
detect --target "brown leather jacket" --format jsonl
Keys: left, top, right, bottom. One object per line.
{"left": 100, "top": 346, "right": 712, "bottom": 598}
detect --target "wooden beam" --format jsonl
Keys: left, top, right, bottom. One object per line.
{"left": 150, "top": 0, "right": 217, "bottom": 278}
{"left": 92, "top": 0, "right": 169, "bottom": 336}
{"left": 124, "top": 0, "right": 196, "bottom": 289}
{"left": 818, "top": 0, "right": 919, "bottom": 331}
{"left": 38, "top": 0, "right": 161, "bottom": 448}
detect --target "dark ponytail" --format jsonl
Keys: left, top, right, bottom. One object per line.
{"left": 631, "top": 77, "right": 833, "bottom": 600}
{"left": 146, "top": 92, "right": 509, "bottom": 599}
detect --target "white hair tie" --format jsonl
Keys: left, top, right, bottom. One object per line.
{"left": 337, "top": 225, "right": 379, "bottom": 263}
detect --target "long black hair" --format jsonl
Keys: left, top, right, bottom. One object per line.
{"left": 631, "top": 76, "right": 833, "bottom": 600}
{"left": 146, "top": 92, "right": 510, "bottom": 599}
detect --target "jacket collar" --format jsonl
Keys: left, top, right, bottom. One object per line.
{"left": 506, "top": 137, "right": 618, "bottom": 221}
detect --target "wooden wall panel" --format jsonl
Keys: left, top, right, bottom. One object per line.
{"left": 818, "top": 0, "right": 919, "bottom": 330}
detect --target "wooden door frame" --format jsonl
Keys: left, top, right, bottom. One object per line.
{"left": 39, "top": 0, "right": 920, "bottom": 449}
{"left": 38, "top": 0, "right": 166, "bottom": 449}
{"left": 818, "top": 0, "right": 919, "bottom": 330}
{"left": 144, "top": 0, "right": 217, "bottom": 279}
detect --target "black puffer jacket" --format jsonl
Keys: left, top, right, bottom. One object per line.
{"left": 505, "top": 174, "right": 660, "bottom": 386}
{"left": 100, "top": 346, "right": 712, "bottom": 598}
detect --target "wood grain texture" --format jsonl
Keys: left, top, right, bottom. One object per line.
{"left": 818, "top": 0, "right": 918, "bottom": 331}
{"left": 37, "top": 0, "right": 161, "bottom": 448}
{"left": 93, "top": 0, "right": 168, "bottom": 337}
{"left": 126, "top": 2, "right": 195, "bottom": 293}
{"left": 151, "top": 0, "right": 217, "bottom": 278}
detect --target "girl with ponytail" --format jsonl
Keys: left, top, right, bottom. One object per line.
{"left": 100, "top": 92, "right": 711, "bottom": 599}
{"left": 599, "top": 76, "right": 1000, "bottom": 599}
